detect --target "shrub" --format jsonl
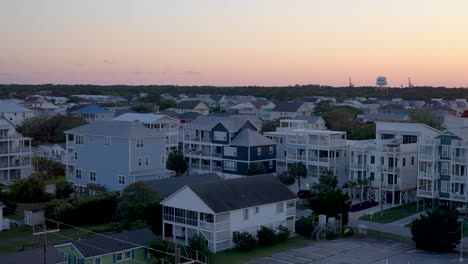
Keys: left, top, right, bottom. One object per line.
{"left": 55, "top": 181, "right": 73, "bottom": 199}
{"left": 149, "top": 237, "right": 175, "bottom": 262}
{"left": 10, "top": 177, "right": 50, "bottom": 203}
{"left": 295, "top": 215, "right": 316, "bottom": 237}
{"left": 233, "top": 231, "right": 257, "bottom": 251}
{"left": 0, "top": 191, "right": 17, "bottom": 215}
{"left": 186, "top": 235, "right": 211, "bottom": 260}
{"left": 411, "top": 207, "right": 461, "bottom": 252}
{"left": 257, "top": 226, "right": 277, "bottom": 246}
{"left": 276, "top": 225, "right": 291, "bottom": 242}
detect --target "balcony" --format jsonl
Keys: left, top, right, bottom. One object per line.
{"left": 382, "top": 167, "right": 400, "bottom": 173}
{"left": 452, "top": 156, "right": 467, "bottom": 163}
{"left": 199, "top": 221, "right": 230, "bottom": 231}
{"left": 213, "top": 166, "right": 222, "bottom": 172}
{"left": 418, "top": 173, "right": 434, "bottom": 179}
{"left": 452, "top": 193, "right": 467, "bottom": 201}
{"left": 350, "top": 163, "right": 368, "bottom": 170}
{"left": 211, "top": 152, "right": 222, "bottom": 158}
{"left": 417, "top": 190, "right": 433, "bottom": 197}
{"left": 287, "top": 206, "right": 295, "bottom": 215}
{"left": 190, "top": 164, "right": 200, "bottom": 169}
{"left": 201, "top": 165, "right": 211, "bottom": 171}
{"left": 451, "top": 175, "right": 467, "bottom": 182}
{"left": 287, "top": 154, "right": 306, "bottom": 161}
{"left": 382, "top": 183, "right": 400, "bottom": 190}
{"left": 418, "top": 153, "right": 434, "bottom": 160}
{"left": 381, "top": 146, "right": 400, "bottom": 153}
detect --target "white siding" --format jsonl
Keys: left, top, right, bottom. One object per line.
{"left": 229, "top": 202, "right": 288, "bottom": 234}
{"left": 162, "top": 187, "right": 215, "bottom": 214}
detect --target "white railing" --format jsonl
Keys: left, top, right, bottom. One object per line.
{"left": 451, "top": 175, "right": 467, "bottom": 182}
{"left": 199, "top": 221, "right": 230, "bottom": 231}
{"left": 382, "top": 167, "right": 400, "bottom": 173}
{"left": 418, "top": 190, "right": 433, "bottom": 197}
{"left": 452, "top": 156, "right": 467, "bottom": 163}
{"left": 287, "top": 207, "right": 295, "bottom": 215}
{"left": 418, "top": 154, "right": 434, "bottom": 160}
{"left": 452, "top": 193, "right": 467, "bottom": 201}
{"left": 381, "top": 146, "right": 400, "bottom": 153}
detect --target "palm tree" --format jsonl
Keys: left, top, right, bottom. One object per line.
{"left": 357, "top": 178, "right": 369, "bottom": 206}
{"left": 288, "top": 162, "right": 307, "bottom": 191}
{"left": 346, "top": 180, "right": 357, "bottom": 199}
{"left": 312, "top": 169, "right": 338, "bottom": 194}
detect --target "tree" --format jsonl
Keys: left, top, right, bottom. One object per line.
{"left": 309, "top": 188, "right": 351, "bottom": 225}
{"left": 322, "top": 109, "right": 362, "bottom": 133}
{"left": 186, "top": 235, "right": 211, "bottom": 259}
{"left": 261, "top": 119, "right": 280, "bottom": 133}
{"left": 461, "top": 109, "right": 468, "bottom": 118}
{"left": 10, "top": 177, "right": 50, "bottom": 203}
{"left": 55, "top": 181, "right": 73, "bottom": 199}
{"left": 411, "top": 207, "right": 461, "bottom": 252}
{"left": 409, "top": 107, "right": 443, "bottom": 130}
{"left": 311, "top": 169, "right": 338, "bottom": 194}
{"left": 33, "top": 157, "right": 65, "bottom": 181}
{"left": 313, "top": 100, "right": 333, "bottom": 116}
{"left": 277, "top": 171, "right": 295, "bottom": 186}
{"left": 159, "top": 100, "right": 177, "bottom": 111}
{"left": 246, "top": 162, "right": 266, "bottom": 176}
{"left": 288, "top": 162, "right": 307, "bottom": 190}
{"left": 166, "top": 150, "right": 188, "bottom": 176}
{"left": 140, "top": 93, "right": 162, "bottom": 104}
{"left": 118, "top": 182, "right": 160, "bottom": 228}
{"left": 120, "top": 181, "right": 160, "bottom": 205}
{"left": 131, "top": 104, "right": 155, "bottom": 113}
{"left": 348, "top": 123, "right": 376, "bottom": 140}
{"left": 356, "top": 178, "right": 369, "bottom": 206}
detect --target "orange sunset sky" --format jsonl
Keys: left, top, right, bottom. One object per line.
{"left": 2, "top": 0, "right": 468, "bottom": 87}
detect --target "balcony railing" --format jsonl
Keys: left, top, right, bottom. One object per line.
{"left": 452, "top": 193, "right": 467, "bottom": 201}
{"left": 213, "top": 166, "right": 222, "bottom": 172}
{"left": 382, "top": 167, "right": 400, "bottom": 173}
{"left": 381, "top": 146, "right": 401, "bottom": 153}
{"left": 418, "top": 173, "right": 434, "bottom": 179}
{"left": 287, "top": 207, "right": 295, "bottom": 215}
{"left": 452, "top": 156, "right": 467, "bottom": 163}
{"left": 199, "top": 221, "right": 230, "bottom": 231}
{"left": 211, "top": 152, "right": 222, "bottom": 158}
{"left": 201, "top": 165, "right": 211, "bottom": 171}
{"left": 382, "top": 183, "right": 400, "bottom": 190}
{"left": 451, "top": 175, "right": 467, "bottom": 182}
{"left": 418, "top": 154, "right": 434, "bottom": 160}
{"left": 417, "top": 190, "right": 433, "bottom": 197}
{"left": 350, "top": 163, "right": 368, "bottom": 169}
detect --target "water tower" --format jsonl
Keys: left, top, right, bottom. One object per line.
{"left": 376, "top": 76, "right": 388, "bottom": 91}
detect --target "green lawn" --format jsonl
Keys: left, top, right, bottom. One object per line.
{"left": 211, "top": 236, "right": 312, "bottom": 264}
{"left": 359, "top": 202, "right": 418, "bottom": 223}
{"left": 0, "top": 222, "right": 121, "bottom": 255}
{"left": 43, "top": 176, "right": 66, "bottom": 185}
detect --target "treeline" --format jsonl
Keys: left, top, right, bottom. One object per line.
{"left": 2, "top": 84, "right": 468, "bottom": 102}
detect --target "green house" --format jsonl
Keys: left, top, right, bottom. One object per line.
{"left": 54, "top": 228, "right": 156, "bottom": 264}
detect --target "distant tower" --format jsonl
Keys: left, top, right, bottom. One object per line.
{"left": 408, "top": 77, "right": 414, "bottom": 88}
{"left": 376, "top": 76, "right": 388, "bottom": 91}
{"left": 348, "top": 77, "right": 354, "bottom": 88}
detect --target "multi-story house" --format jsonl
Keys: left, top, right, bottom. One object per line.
{"left": 0, "top": 117, "right": 32, "bottom": 181}
{"left": 71, "top": 105, "right": 114, "bottom": 122}
{"left": 0, "top": 103, "right": 35, "bottom": 127}
{"left": 227, "top": 101, "right": 276, "bottom": 121}
{"left": 270, "top": 102, "right": 312, "bottom": 120}
{"left": 161, "top": 175, "right": 296, "bottom": 253}
{"left": 174, "top": 100, "right": 210, "bottom": 116}
{"left": 113, "top": 113, "right": 179, "bottom": 154}
{"left": 65, "top": 121, "right": 172, "bottom": 192}
{"left": 35, "top": 143, "right": 66, "bottom": 164}
{"left": 348, "top": 122, "right": 441, "bottom": 206}
{"left": 182, "top": 115, "right": 275, "bottom": 178}
{"left": 417, "top": 134, "right": 468, "bottom": 207}
{"left": 265, "top": 118, "right": 348, "bottom": 192}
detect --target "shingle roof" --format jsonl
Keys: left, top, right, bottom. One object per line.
{"left": 145, "top": 173, "right": 222, "bottom": 199}
{"left": 175, "top": 100, "right": 203, "bottom": 110}
{"left": 230, "top": 128, "right": 276, "bottom": 147}
{"left": 292, "top": 116, "right": 321, "bottom": 123}
{"left": 70, "top": 228, "right": 156, "bottom": 258}
{"left": 113, "top": 113, "right": 176, "bottom": 123}
{"left": 186, "top": 115, "right": 257, "bottom": 132}
{"left": 176, "top": 111, "right": 202, "bottom": 120}
{"left": 188, "top": 175, "right": 296, "bottom": 213}
{"left": 272, "top": 102, "right": 304, "bottom": 112}
{"left": 65, "top": 121, "right": 165, "bottom": 138}
{"left": 250, "top": 101, "right": 268, "bottom": 109}
{"left": 210, "top": 95, "right": 223, "bottom": 103}
{"left": 0, "top": 103, "right": 33, "bottom": 113}
{"left": 0, "top": 246, "right": 64, "bottom": 264}
{"left": 72, "top": 105, "right": 113, "bottom": 114}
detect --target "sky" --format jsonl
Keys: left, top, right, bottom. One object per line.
{"left": 2, "top": 0, "right": 468, "bottom": 87}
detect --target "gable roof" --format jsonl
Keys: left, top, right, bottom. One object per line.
{"left": 66, "top": 228, "right": 155, "bottom": 258}
{"left": 0, "top": 246, "right": 64, "bottom": 264}
{"left": 187, "top": 175, "right": 296, "bottom": 213}
{"left": 186, "top": 115, "right": 258, "bottom": 132}
{"left": 272, "top": 102, "right": 304, "bottom": 112}
{"left": 175, "top": 100, "right": 205, "bottom": 110}
{"left": 230, "top": 128, "right": 276, "bottom": 147}
{"left": 65, "top": 121, "right": 165, "bottom": 138}
{"left": 210, "top": 95, "right": 224, "bottom": 103}
{"left": 72, "top": 105, "right": 113, "bottom": 114}
{"left": 0, "top": 103, "right": 33, "bottom": 113}
{"left": 113, "top": 113, "right": 176, "bottom": 123}
{"left": 176, "top": 111, "right": 202, "bottom": 120}
{"left": 145, "top": 173, "right": 222, "bottom": 199}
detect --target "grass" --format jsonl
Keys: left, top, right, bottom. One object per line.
{"left": 211, "top": 235, "right": 312, "bottom": 264}
{"left": 43, "top": 176, "right": 66, "bottom": 185}
{"left": 359, "top": 202, "right": 418, "bottom": 223}
{"left": 0, "top": 222, "right": 122, "bottom": 255}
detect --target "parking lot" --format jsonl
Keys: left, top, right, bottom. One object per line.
{"left": 244, "top": 237, "right": 465, "bottom": 264}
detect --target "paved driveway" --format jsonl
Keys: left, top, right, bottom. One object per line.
{"left": 244, "top": 238, "right": 465, "bottom": 264}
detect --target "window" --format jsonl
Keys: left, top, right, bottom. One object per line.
{"left": 118, "top": 175, "right": 125, "bottom": 185}
{"left": 381, "top": 133, "right": 395, "bottom": 140}
{"left": 255, "top": 207, "right": 259, "bottom": 214}
{"left": 136, "top": 139, "right": 144, "bottom": 148}
{"left": 224, "top": 147, "right": 237, "bottom": 156}
{"left": 403, "top": 158, "right": 406, "bottom": 166}
{"left": 75, "top": 169, "right": 82, "bottom": 179}
{"left": 411, "top": 157, "right": 415, "bottom": 165}
{"left": 442, "top": 145, "right": 449, "bottom": 157}
{"left": 276, "top": 202, "right": 284, "bottom": 214}
{"left": 223, "top": 161, "right": 237, "bottom": 171}
{"left": 441, "top": 180, "right": 448, "bottom": 193}
{"left": 94, "top": 257, "right": 101, "bottom": 264}
{"left": 124, "top": 251, "right": 132, "bottom": 260}
{"left": 257, "top": 147, "right": 262, "bottom": 156}
{"left": 370, "top": 156, "right": 375, "bottom": 164}
{"left": 280, "top": 138, "right": 283, "bottom": 144}
{"left": 74, "top": 152, "right": 78, "bottom": 160}
{"left": 269, "top": 160, "right": 273, "bottom": 169}
{"left": 75, "top": 135, "right": 84, "bottom": 145}
{"left": 402, "top": 135, "right": 418, "bottom": 144}
{"left": 243, "top": 208, "right": 249, "bottom": 220}
{"left": 370, "top": 172, "right": 375, "bottom": 181}
{"left": 441, "top": 162, "right": 449, "bottom": 175}
{"left": 138, "top": 157, "right": 143, "bottom": 167}
{"left": 104, "top": 137, "right": 111, "bottom": 147}
{"left": 161, "top": 155, "right": 166, "bottom": 165}
{"left": 145, "top": 156, "right": 149, "bottom": 166}
{"left": 90, "top": 171, "right": 96, "bottom": 182}
{"left": 115, "top": 252, "right": 123, "bottom": 262}
{"left": 269, "top": 146, "right": 274, "bottom": 155}
{"left": 214, "top": 131, "right": 227, "bottom": 141}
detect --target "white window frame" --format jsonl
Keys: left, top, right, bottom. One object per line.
{"left": 118, "top": 175, "right": 125, "bottom": 185}
{"left": 269, "top": 160, "right": 273, "bottom": 169}
{"left": 441, "top": 180, "right": 448, "bottom": 193}
{"left": 223, "top": 161, "right": 237, "bottom": 171}
{"left": 124, "top": 250, "right": 132, "bottom": 260}
{"left": 76, "top": 169, "right": 82, "bottom": 179}
{"left": 90, "top": 171, "right": 96, "bottom": 182}
{"left": 145, "top": 156, "right": 149, "bottom": 166}
{"left": 161, "top": 155, "right": 166, "bottom": 165}
{"left": 94, "top": 257, "right": 102, "bottom": 264}
{"left": 214, "top": 131, "right": 227, "bottom": 141}
{"left": 442, "top": 145, "right": 449, "bottom": 157}
{"left": 276, "top": 202, "right": 284, "bottom": 214}
{"left": 115, "top": 252, "right": 123, "bottom": 262}
{"left": 269, "top": 146, "right": 273, "bottom": 155}
{"left": 441, "top": 162, "right": 449, "bottom": 175}
{"left": 136, "top": 139, "right": 144, "bottom": 148}
{"left": 243, "top": 208, "right": 249, "bottom": 220}
{"left": 74, "top": 152, "right": 78, "bottom": 160}
{"left": 255, "top": 207, "right": 259, "bottom": 214}
{"left": 257, "top": 147, "right": 262, "bottom": 156}
{"left": 104, "top": 137, "right": 111, "bottom": 147}
{"left": 75, "top": 135, "right": 84, "bottom": 145}
{"left": 224, "top": 147, "right": 237, "bottom": 157}
{"left": 138, "top": 157, "right": 143, "bottom": 167}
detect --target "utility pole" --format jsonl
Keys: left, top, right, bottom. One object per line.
{"left": 33, "top": 220, "right": 60, "bottom": 264}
